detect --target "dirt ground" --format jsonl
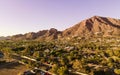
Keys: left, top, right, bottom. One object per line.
{"left": 0, "top": 61, "right": 28, "bottom": 75}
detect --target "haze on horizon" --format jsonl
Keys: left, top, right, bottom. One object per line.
{"left": 0, "top": 0, "right": 120, "bottom": 36}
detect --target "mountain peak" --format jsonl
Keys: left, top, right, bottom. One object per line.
{"left": 10, "top": 16, "right": 120, "bottom": 40}
{"left": 83, "top": 16, "right": 104, "bottom": 24}
{"left": 63, "top": 16, "right": 120, "bottom": 37}
{"left": 87, "top": 16, "right": 105, "bottom": 21}
{"left": 91, "top": 15, "right": 102, "bottom": 18}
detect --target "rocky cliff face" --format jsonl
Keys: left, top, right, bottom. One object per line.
{"left": 11, "top": 16, "right": 120, "bottom": 41}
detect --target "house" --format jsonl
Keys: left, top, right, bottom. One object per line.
{"left": 23, "top": 70, "right": 35, "bottom": 75}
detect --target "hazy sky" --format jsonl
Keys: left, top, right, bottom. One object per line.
{"left": 0, "top": 0, "right": 120, "bottom": 36}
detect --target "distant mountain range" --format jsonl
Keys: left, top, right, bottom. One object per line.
{"left": 10, "top": 16, "right": 120, "bottom": 41}
{"left": 11, "top": 28, "right": 62, "bottom": 40}
{"left": 0, "top": 36, "right": 10, "bottom": 40}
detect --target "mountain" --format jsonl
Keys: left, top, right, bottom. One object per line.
{"left": 11, "top": 28, "right": 62, "bottom": 41}
{"left": 0, "top": 36, "right": 11, "bottom": 40}
{"left": 11, "top": 16, "right": 120, "bottom": 41}
{"left": 63, "top": 16, "right": 120, "bottom": 38}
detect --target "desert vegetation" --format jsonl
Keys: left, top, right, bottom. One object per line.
{"left": 0, "top": 36, "right": 120, "bottom": 75}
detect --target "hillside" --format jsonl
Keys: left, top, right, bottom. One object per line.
{"left": 63, "top": 16, "right": 120, "bottom": 38}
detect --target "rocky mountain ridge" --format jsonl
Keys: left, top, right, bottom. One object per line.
{"left": 11, "top": 28, "right": 62, "bottom": 40}
{"left": 63, "top": 16, "right": 120, "bottom": 37}
{"left": 11, "top": 16, "right": 120, "bottom": 40}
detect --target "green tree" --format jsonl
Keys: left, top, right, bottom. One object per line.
{"left": 50, "top": 64, "right": 58, "bottom": 74}
{"left": 57, "top": 66, "right": 69, "bottom": 75}
{"left": 72, "top": 59, "right": 83, "bottom": 71}
{"left": 114, "top": 69, "right": 120, "bottom": 75}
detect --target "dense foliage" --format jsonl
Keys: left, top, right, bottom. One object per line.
{"left": 0, "top": 37, "right": 120, "bottom": 75}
